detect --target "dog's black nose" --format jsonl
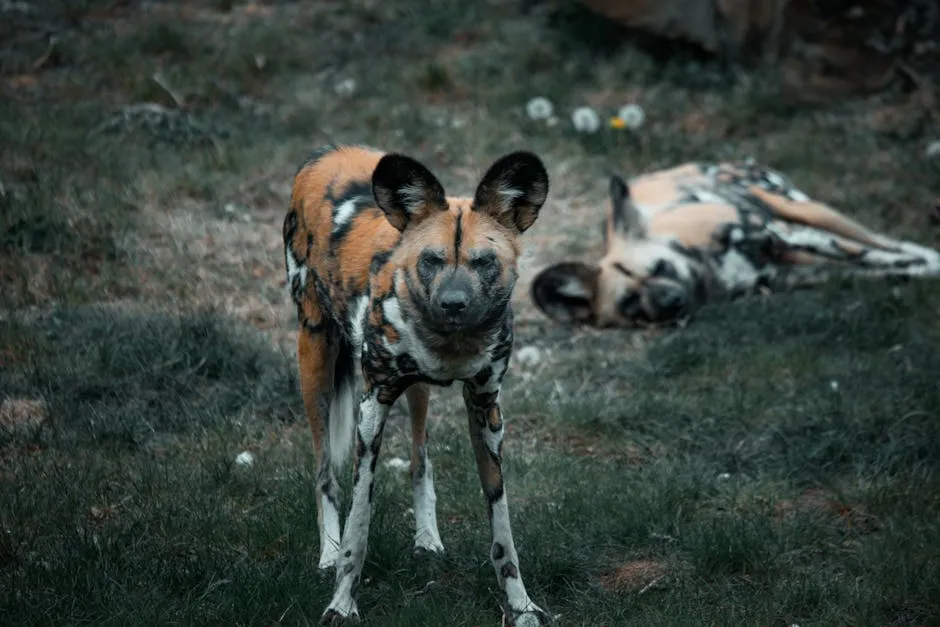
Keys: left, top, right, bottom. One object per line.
{"left": 652, "top": 289, "right": 682, "bottom": 309}
{"left": 439, "top": 290, "right": 469, "bottom": 314}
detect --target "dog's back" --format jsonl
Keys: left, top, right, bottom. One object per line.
{"left": 284, "top": 144, "right": 399, "bottom": 334}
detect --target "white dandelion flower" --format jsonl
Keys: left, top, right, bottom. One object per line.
{"left": 926, "top": 140, "right": 940, "bottom": 158}
{"left": 234, "top": 451, "right": 255, "bottom": 467}
{"left": 334, "top": 78, "right": 357, "bottom": 97}
{"left": 571, "top": 106, "right": 601, "bottom": 133}
{"left": 526, "top": 97, "right": 554, "bottom": 121}
{"left": 383, "top": 457, "right": 410, "bottom": 471}
{"left": 617, "top": 103, "right": 646, "bottom": 130}
{"left": 513, "top": 345, "right": 542, "bottom": 369}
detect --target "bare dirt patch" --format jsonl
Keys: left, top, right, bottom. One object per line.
{"left": 774, "top": 489, "right": 880, "bottom": 534}
{"left": 0, "top": 398, "right": 48, "bottom": 437}
{"left": 598, "top": 558, "right": 669, "bottom": 594}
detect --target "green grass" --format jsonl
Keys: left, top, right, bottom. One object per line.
{"left": 2, "top": 286, "right": 939, "bottom": 625}
{"left": 2, "top": 0, "right": 940, "bottom": 625}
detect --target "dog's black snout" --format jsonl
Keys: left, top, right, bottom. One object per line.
{"left": 648, "top": 283, "right": 686, "bottom": 321}
{"left": 439, "top": 290, "right": 469, "bottom": 314}
{"left": 653, "top": 289, "right": 681, "bottom": 309}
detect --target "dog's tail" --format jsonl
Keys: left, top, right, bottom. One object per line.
{"left": 328, "top": 340, "right": 357, "bottom": 475}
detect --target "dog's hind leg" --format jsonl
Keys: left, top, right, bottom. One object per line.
{"left": 297, "top": 322, "right": 343, "bottom": 571}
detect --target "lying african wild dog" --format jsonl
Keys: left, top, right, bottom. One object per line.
{"left": 532, "top": 160, "right": 940, "bottom": 328}
{"left": 283, "top": 144, "right": 551, "bottom": 624}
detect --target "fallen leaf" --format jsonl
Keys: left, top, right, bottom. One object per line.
{"left": 8, "top": 75, "right": 39, "bottom": 89}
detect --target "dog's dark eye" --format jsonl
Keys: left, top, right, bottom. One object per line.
{"left": 617, "top": 292, "right": 642, "bottom": 317}
{"left": 651, "top": 259, "right": 677, "bottom": 279}
{"left": 470, "top": 253, "right": 498, "bottom": 272}
{"left": 418, "top": 251, "right": 446, "bottom": 275}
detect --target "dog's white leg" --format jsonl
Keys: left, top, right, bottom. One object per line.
{"left": 463, "top": 380, "right": 550, "bottom": 626}
{"left": 321, "top": 391, "right": 390, "bottom": 623}
{"left": 316, "top": 458, "right": 343, "bottom": 570}
{"left": 406, "top": 384, "right": 444, "bottom": 554}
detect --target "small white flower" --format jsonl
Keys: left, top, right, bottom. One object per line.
{"left": 571, "top": 106, "right": 601, "bottom": 133}
{"left": 525, "top": 97, "right": 554, "bottom": 121}
{"left": 383, "top": 457, "right": 410, "bottom": 471}
{"left": 513, "top": 345, "right": 542, "bottom": 369}
{"left": 926, "top": 140, "right": 940, "bottom": 158}
{"left": 234, "top": 451, "right": 254, "bottom": 467}
{"left": 618, "top": 104, "right": 646, "bottom": 130}
{"left": 830, "top": 380, "right": 839, "bottom": 392}
{"left": 334, "top": 78, "right": 357, "bottom": 97}
{"left": 717, "top": 472, "right": 731, "bottom": 481}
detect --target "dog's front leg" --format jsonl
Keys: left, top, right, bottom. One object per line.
{"left": 321, "top": 388, "right": 391, "bottom": 624}
{"left": 462, "top": 381, "right": 550, "bottom": 626}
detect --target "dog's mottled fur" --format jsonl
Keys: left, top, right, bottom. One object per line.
{"left": 283, "top": 144, "right": 551, "bottom": 624}
{"left": 532, "top": 160, "right": 940, "bottom": 328}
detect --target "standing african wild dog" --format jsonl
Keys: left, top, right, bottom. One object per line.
{"left": 283, "top": 144, "right": 551, "bottom": 623}
{"left": 532, "top": 160, "right": 940, "bottom": 328}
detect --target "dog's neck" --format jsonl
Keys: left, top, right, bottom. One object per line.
{"left": 409, "top": 303, "right": 513, "bottom": 359}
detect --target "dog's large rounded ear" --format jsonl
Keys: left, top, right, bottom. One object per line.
{"left": 472, "top": 151, "right": 549, "bottom": 233}
{"left": 608, "top": 174, "right": 647, "bottom": 240}
{"left": 372, "top": 154, "right": 448, "bottom": 231}
{"left": 530, "top": 262, "right": 598, "bottom": 325}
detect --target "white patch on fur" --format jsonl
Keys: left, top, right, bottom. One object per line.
{"left": 318, "top": 494, "right": 342, "bottom": 569}
{"left": 326, "top": 295, "right": 368, "bottom": 474}
{"left": 398, "top": 183, "right": 427, "bottom": 215}
{"left": 556, "top": 277, "right": 593, "bottom": 300}
{"left": 714, "top": 247, "right": 771, "bottom": 293}
{"left": 328, "top": 382, "right": 356, "bottom": 474}
{"left": 348, "top": 294, "right": 369, "bottom": 350}
{"left": 331, "top": 199, "right": 359, "bottom": 235}
{"left": 381, "top": 296, "right": 494, "bottom": 381}
{"left": 482, "top": 421, "right": 503, "bottom": 460}
{"left": 489, "top": 359, "right": 507, "bottom": 387}
{"left": 787, "top": 188, "right": 810, "bottom": 202}
{"left": 753, "top": 223, "right": 940, "bottom": 290}
{"left": 284, "top": 247, "right": 307, "bottom": 292}
{"left": 770, "top": 224, "right": 940, "bottom": 281}
{"left": 764, "top": 170, "right": 784, "bottom": 188}
{"left": 412, "top": 448, "right": 444, "bottom": 553}
{"left": 489, "top": 492, "right": 544, "bottom": 617}
{"left": 498, "top": 186, "right": 524, "bottom": 201}
{"left": 688, "top": 189, "right": 726, "bottom": 204}
{"left": 324, "top": 396, "right": 390, "bottom": 621}
{"left": 496, "top": 185, "right": 524, "bottom": 212}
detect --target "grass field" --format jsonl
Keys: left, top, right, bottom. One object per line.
{"left": 2, "top": 1, "right": 939, "bottom": 625}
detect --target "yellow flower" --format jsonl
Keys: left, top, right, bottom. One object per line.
{"left": 609, "top": 116, "right": 627, "bottom": 130}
